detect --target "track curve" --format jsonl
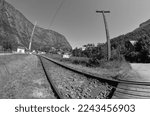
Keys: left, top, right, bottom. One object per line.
{"left": 38, "top": 55, "right": 150, "bottom": 99}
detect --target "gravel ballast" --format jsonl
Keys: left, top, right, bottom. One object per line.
{"left": 41, "top": 57, "right": 115, "bottom": 99}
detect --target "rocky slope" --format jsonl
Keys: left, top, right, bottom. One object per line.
{"left": 0, "top": 0, "right": 72, "bottom": 51}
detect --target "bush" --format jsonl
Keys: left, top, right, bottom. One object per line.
{"left": 125, "top": 37, "right": 150, "bottom": 63}
{"left": 71, "top": 57, "right": 89, "bottom": 66}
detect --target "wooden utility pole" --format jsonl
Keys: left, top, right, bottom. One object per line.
{"left": 29, "top": 21, "right": 37, "bottom": 52}
{"left": 96, "top": 10, "right": 111, "bottom": 60}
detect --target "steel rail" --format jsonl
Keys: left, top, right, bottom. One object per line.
{"left": 116, "top": 86, "right": 150, "bottom": 93}
{"left": 38, "top": 56, "right": 64, "bottom": 99}
{"left": 115, "top": 89, "right": 150, "bottom": 97}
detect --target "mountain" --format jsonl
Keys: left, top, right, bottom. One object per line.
{"left": 97, "top": 18, "right": 150, "bottom": 58}
{"left": 140, "top": 19, "right": 150, "bottom": 27}
{"left": 108, "top": 18, "right": 150, "bottom": 51}
{"left": 0, "top": 0, "right": 72, "bottom": 51}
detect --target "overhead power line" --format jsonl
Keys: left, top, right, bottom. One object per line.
{"left": 49, "top": 0, "right": 66, "bottom": 28}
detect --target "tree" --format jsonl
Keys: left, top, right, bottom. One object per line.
{"left": 2, "top": 40, "right": 12, "bottom": 51}
{"left": 134, "top": 36, "right": 150, "bottom": 62}
{"left": 125, "top": 36, "right": 150, "bottom": 63}
{"left": 83, "top": 44, "right": 95, "bottom": 58}
{"left": 72, "top": 47, "right": 83, "bottom": 57}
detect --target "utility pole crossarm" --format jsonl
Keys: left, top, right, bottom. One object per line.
{"left": 96, "top": 10, "right": 110, "bottom": 13}
{"left": 96, "top": 10, "right": 111, "bottom": 61}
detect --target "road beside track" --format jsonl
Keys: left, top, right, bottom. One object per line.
{"left": 130, "top": 63, "right": 150, "bottom": 82}
{"left": 112, "top": 63, "right": 150, "bottom": 99}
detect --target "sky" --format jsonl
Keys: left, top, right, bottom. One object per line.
{"left": 6, "top": 0, "right": 150, "bottom": 48}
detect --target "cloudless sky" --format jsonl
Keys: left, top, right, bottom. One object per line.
{"left": 6, "top": 0, "right": 150, "bottom": 48}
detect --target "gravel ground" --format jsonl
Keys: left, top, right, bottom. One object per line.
{"left": 0, "top": 55, "right": 55, "bottom": 99}
{"left": 41, "top": 57, "right": 115, "bottom": 99}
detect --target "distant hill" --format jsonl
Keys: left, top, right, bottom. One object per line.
{"left": 93, "top": 17, "right": 150, "bottom": 59}
{"left": 0, "top": 0, "right": 72, "bottom": 51}
{"left": 101, "top": 18, "right": 150, "bottom": 56}
{"left": 140, "top": 19, "right": 150, "bottom": 27}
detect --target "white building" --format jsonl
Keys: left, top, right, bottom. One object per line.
{"left": 129, "top": 40, "right": 137, "bottom": 46}
{"left": 63, "top": 53, "right": 71, "bottom": 59}
{"left": 17, "top": 46, "right": 25, "bottom": 53}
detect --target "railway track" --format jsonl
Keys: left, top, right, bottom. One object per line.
{"left": 38, "top": 56, "right": 63, "bottom": 99}
{"left": 38, "top": 55, "right": 150, "bottom": 99}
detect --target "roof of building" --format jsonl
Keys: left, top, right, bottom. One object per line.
{"left": 129, "top": 40, "right": 137, "bottom": 46}
{"left": 17, "top": 46, "right": 26, "bottom": 49}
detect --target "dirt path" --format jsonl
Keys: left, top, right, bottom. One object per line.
{"left": 130, "top": 63, "right": 150, "bottom": 82}
{"left": 0, "top": 55, "right": 55, "bottom": 99}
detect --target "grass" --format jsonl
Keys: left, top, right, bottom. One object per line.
{"left": 45, "top": 53, "right": 130, "bottom": 68}
{"left": 45, "top": 53, "right": 132, "bottom": 80}
{"left": 0, "top": 54, "right": 28, "bottom": 66}
{"left": 45, "top": 54, "right": 89, "bottom": 65}
{"left": 0, "top": 55, "right": 54, "bottom": 99}
{"left": 0, "top": 54, "right": 29, "bottom": 98}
